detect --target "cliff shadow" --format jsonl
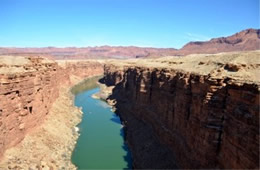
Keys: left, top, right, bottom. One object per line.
{"left": 110, "top": 113, "right": 121, "bottom": 124}
{"left": 71, "top": 75, "right": 103, "bottom": 95}
{"left": 121, "top": 127, "right": 132, "bottom": 169}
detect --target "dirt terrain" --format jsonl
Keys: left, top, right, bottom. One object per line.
{"left": 107, "top": 50, "right": 260, "bottom": 84}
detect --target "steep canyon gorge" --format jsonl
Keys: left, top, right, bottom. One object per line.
{"left": 103, "top": 51, "right": 259, "bottom": 169}
{"left": 0, "top": 50, "right": 259, "bottom": 169}
{"left": 0, "top": 0, "right": 259, "bottom": 166}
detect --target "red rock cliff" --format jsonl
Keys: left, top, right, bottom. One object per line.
{"left": 103, "top": 51, "right": 259, "bottom": 169}
{"left": 0, "top": 56, "right": 103, "bottom": 158}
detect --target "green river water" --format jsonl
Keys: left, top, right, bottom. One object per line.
{"left": 71, "top": 77, "right": 132, "bottom": 169}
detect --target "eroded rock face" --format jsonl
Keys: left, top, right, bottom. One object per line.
{"left": 103, "top": 60, "right": 259, "bottom": 169}
{"left": 0, "top": 56, "right": 103, "bottom": 159}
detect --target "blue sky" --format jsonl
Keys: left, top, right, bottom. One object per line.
{"left": 0, "top": 0, "right": 259, "bottom": 48}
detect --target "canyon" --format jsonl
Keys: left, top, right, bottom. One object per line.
{"left": 0, "top": 29, "right": 259, "bottom": 59}
{"left": 102, "top": 50, "right": 260, "bottom": 169}
{"left": 0, "top": 29, "right": 259, "bottom": 169}
{"left": 0, "top": 56, "right": 103, "bottom": 168}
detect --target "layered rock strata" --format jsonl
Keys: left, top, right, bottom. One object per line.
{"left": 0, "top": 56, "right": 103, "bottom": 160}
{"left": 103, "top": 51, "right": 260, "bottom": 169}
{"left": 0, "top": 86, "right": 82, "bottom": 169}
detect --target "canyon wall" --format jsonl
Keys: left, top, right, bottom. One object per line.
{"left": 0, "top": 56, "right": 103, "bottom": 158}
{"left": 103, "top": 53, "right": 259, "bottom": 169}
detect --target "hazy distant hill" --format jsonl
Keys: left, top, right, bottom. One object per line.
{"left": 0, "top": 46, "right": 177, "bottom": 59}
{"left": 0, "top": 28, "right": 259, "bottom": 59}
{"left": 178, "top": 28, "right": 260, "bottom": 55}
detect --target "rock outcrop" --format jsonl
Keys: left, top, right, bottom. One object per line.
{"left": 0, "top": 56, "right": 103, "bottom": 159}
{"left": 103, "top": 51, "right": 260, "bottom": 169}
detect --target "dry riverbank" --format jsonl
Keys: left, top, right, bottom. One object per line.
{"left": 0, "top": 84, "right": 82, "bottom": 169}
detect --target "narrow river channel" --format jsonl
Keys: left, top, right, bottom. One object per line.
{"left": 71, "top": 77, "right": 132, "bottom": 169}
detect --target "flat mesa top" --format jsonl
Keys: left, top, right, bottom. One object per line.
{"left": 0, "top": 56, "right": 30, "bottom": 65}
{"left": 107, "top": 50, "right": 260, "bottom": 85}
{"left": 0, "top": 55, "right": 54, "bottom": 74}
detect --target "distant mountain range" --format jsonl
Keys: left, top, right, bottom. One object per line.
{"left": 0, "top": 28, "right": 259, "bottom": 59}
{"left": 178, "top": 28, "right": 260, "bottom": 55}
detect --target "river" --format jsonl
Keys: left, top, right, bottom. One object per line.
{"left": 71, "top": 76, "right": 132, "bottom": 169}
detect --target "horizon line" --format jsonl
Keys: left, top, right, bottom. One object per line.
{"left": 0, "top": 28, "right": 258, "bottom": 50}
